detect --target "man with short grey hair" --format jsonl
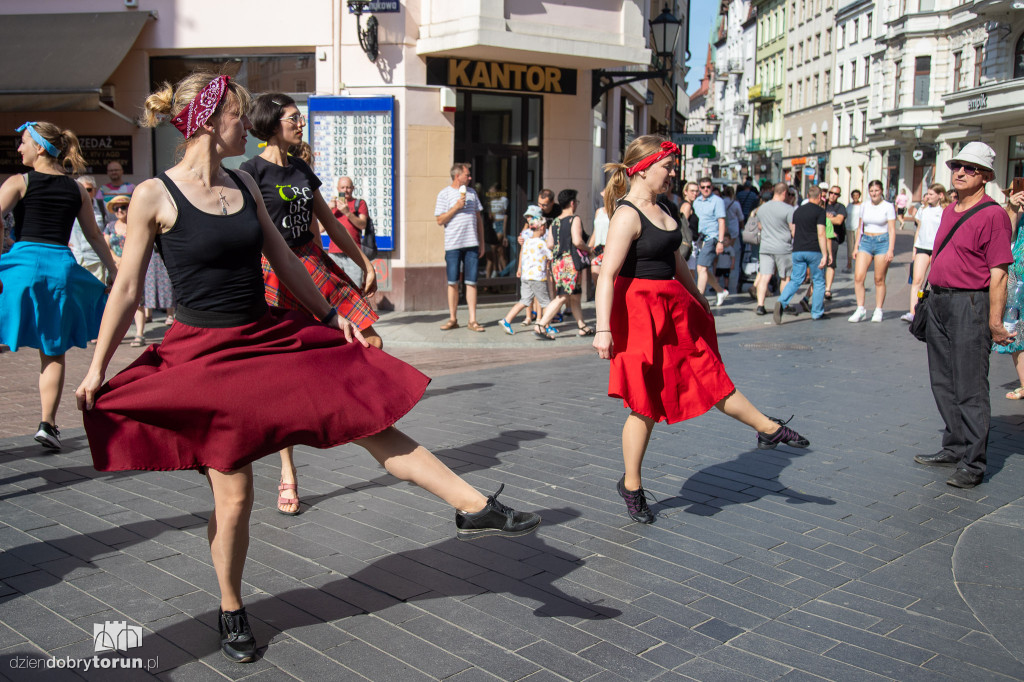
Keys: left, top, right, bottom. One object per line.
{"left": 752, "top": 182, "right": 795, "bottom": 315}
{"left": 914, "top": 142, "right": 1013, "bottom": 488}
{"left": 435, "top": 163, "right": 486, "bottom": 331}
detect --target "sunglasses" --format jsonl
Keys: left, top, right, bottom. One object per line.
{"left": 84, "top": 187, "right": 96, "bottom": 192}
{"left": 699, "top": 184, "right": 712, "bottom": 189}
{"left": 113, "top": 206, "right": 128, "bottom": 212}
{"left": 828, "top": 191, "right": 840, "bottom": 196}
{"left": 280, "top": 113, "right": 305, "bottom": 125}
{"left": 948, "top": 161, "right": 982, "bottom": 176}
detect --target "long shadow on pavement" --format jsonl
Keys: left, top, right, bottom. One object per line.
{"left": 667, "top": 447, "right": 835, "bottom": 516}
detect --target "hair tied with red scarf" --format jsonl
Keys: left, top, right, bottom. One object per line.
{"left": 171, "top": 75, "right": 230, "bottom": 139}
{"left": 627, "top": 140, "right": 680, "bottom": 177}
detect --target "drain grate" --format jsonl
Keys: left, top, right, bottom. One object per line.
{"left": 740, "top": 342, "right": 813, "bottom": 351}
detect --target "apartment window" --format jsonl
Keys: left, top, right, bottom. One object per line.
{"left": 894, "top": 60, "right": 903, "bottom": 109}
{"left": 798, "top": 80, "right": 804, "bottom": 108}
{"left": 838, "top": 64, "right": 845, "bottom": 93}
{"left": 953, "top": 50, "right": 963, "bottom": 92}
{"left": 789, "top": 46, "right": 795, "bottom": 65}
{"left": 920, "top": 0, "right": 935, "bottom": 10}
{"left": 838, "top": 24, "right": 844, "bottom": 49}
{"left": 852, "top": 18, "right": 859, "bottom": 43}
{"left": 815, "top": 33, "right": 821, "bottom": 55}
{"left": 826, "top": 28, "right": 832, "bottom": 53}
{"left": 813, "top": 74, "right": 820, "bottom": 103}
{"left": 913, "top": 56, "right": 930, "bottom": 105}
{"left": 848, "top": 113, "right": 855, "bottom": 144}
{"left": 787, "top": 84, "right": 793, "bottom": 109}
{"left": 975, "top": 45, "right": 984, "bottom": 86}
{"left": 1016, "top": 33, "right": 1024, "bottom": 79}
{"left": 863, "top": 57, "right": 870, "bottom": 87}
{"left": 825, "top": 70, "right": 831, "bottom": 98}
{"left": 866, "top": 12, "right": 872, "bottom": 35}
{"left": 861, "top": 108, "right": 867, "bottom": 141}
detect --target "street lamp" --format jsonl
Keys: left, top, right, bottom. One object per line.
{"left": 914, "top": 125, "right": 924, "bottom": 140}
{"left": 347, "top": 0, "right": 379, "bottom": 63}
{"left": 591, "top": 5, "right": 684, "bottom": 107}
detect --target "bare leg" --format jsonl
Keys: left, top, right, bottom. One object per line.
{"left": 714, "top": 388, "right": 779, "bottom": 434}
{"left": 39, "top": 352, "right": 65, "bottom": 424}
{"left": 446, "top": 284, "right": 459, "bottom": 323}
{"left": 538, "top": 294, "right": 569, "bottom": 327}
{"left": 466, "top": 284, "right": 478, "bottom": 324}
{"left": 622, "top": 412, "right": 656, "bottom": 490}
{"left": 873, "top": 253, "right": 890, "bottom": 310}
{"left": 909, "top": 253, "right": 930, "bottom": 314}
{"left": 1014, "top": 351, "right": 1024, "bottom": 387}
{"left": 825, "top": 266, "right": 836, "bottom": 294}
{"left": 206, "top": 465, "right": 254, "bottom": 612}
{"left": 852, "top": 251, "right": 872, "bottom": 308}
{"left": 277, "top": 447, "right": 298, "bottom": 514}
{"left": 568, "top": 294, "right": 586, "bottom": 330}
{"left": 355, "top": 427, "right": 487, "bottom": 513}
{"left": 504, "top": 302, "right": 527, "bottom": 324}
{"left": 361, "top": 324, "right": 384, "bottom": 350}
{"left": 134, "top": 307, "right": 147, "bottom": 339}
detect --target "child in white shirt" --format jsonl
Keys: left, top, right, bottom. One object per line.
{"left": 501, "top": 208, "right": 551, "bottom": 334}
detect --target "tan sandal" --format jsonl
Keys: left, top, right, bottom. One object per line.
{"left": 277, "top": 480, "right": 301, "bottom": 516}
{"left": 1006, "top": 387, "right": 1024, "bottom": 400}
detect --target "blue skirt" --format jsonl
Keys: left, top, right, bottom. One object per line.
{"left": 0, "top": 241, "right": 107, "bottom": 354}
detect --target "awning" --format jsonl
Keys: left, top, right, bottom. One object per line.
{"left": 0, "top": 11, "right": 155, "bottom": 113}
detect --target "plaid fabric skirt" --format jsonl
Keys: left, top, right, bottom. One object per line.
{"left": 262, "top": 239, "right": 378, "bottom": 331}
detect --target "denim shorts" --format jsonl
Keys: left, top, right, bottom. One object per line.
{"left": 445, "top": 246, "right": 480, "bottom": 285}
{"left": 696, "top": 238, "right": 721, "bottom": 268}
{"left": 859, "top": 233, "right": 889, "bottom": 257}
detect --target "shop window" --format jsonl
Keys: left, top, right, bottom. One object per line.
{"left": 1015, "top": 33, "right": 1024, "bottom": 79}
{"left": 913, "top": 56, "right": 930, "bottom": 106}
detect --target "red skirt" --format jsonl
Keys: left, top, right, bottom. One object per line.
{"left": 83, "top": 308, "right": 429, "bottom": 472}
{"left": 262, "top": 239, "right": 378, "bottom": 331}
{"left": 608, "top": 277, "right": 735, "bottom": 424}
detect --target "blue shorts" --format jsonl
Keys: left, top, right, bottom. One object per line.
{"left": 696, "top": 238, "right": 721, "bottom": 269}
{"left": 445, "top": 246, "right": 480, "bottom": 286}
{"left": 858, "top": 233, "right": 889, "bottom": 257}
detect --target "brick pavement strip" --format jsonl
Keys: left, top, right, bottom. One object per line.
{"left": 1, "top": 290, "right": 1024, "bottom": 679}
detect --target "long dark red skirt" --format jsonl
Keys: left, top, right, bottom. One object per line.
{"left": 608, "top": 277, "right": 735, "bottom": 424}
{"left": 83, "top": 308, "right": 428, "bottom": 472}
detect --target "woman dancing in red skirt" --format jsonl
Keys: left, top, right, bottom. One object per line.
{"left": 593, "top": 135, "right": 808, "bottom": 524}
{"left": 240, "top": 92, "right": 382, "bottom": 516}
{"left": 76, "top": 73, "right": 540, "bottom": 664}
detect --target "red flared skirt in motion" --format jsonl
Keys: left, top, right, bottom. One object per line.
{"left": 608, "top": 276, "right": 735, "bottom": 424}
{"left": 83, "top": 307, "right": 429, "bottom": 472}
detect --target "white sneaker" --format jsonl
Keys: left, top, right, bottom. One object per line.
{"left": 716, "top": 291, "right": 730, "bottom": 307}
{"left": 871, "top": 309, "right": 884, "bottom": 322}
{"left": 848, "top": 308, "right": 867, "bottom": 323}
{"left": 900, "top": 312, "right": 914, "bottom": 323}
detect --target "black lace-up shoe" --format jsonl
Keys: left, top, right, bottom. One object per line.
{"left": 34, "top": 422, "right": 61, "bottom": 450}
{"left": 946, "top": 470, "right": 983, "bottom": 488}
{"left": 757, "top": 416, "right": 809, "bottom": 450}
{"left": 219, "top": 607, "right": 257, "bottom": 663}
{"left": 456, "top": 484, "right": 541, "bottom": 540}
{"left": 914, "top": 451, "right": 959, "bottom": 467}
{"left": 617, "top": 475, "right": 655, "bottom": 524}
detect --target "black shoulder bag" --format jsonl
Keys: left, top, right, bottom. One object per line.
{"left": 909, "top": 200, "right": 997, "bottom": 342}
{"left": 358, "top": 200, "right": 378, "bottom": 260}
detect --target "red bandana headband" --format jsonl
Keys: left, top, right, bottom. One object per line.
{"left": 626, "top": 141, "right": 680, "bottom": 177}
{"left": 171, "top": 76, "right": 230, "bottom": 138}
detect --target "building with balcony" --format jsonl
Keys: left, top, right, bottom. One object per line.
{"left": 829, "top": 0, "right": 876, "bottom": 200}
{"left": 751, "top": 0, "right": 787, "bottom": 183}
{"left": 0, "top": 0, "right": 668, "bottom": 311}
{"left": 782, "top": 0, "right": 836, "bottom": 193}
{"left": 711, "top": 0, "right": 758, "bottom": 184}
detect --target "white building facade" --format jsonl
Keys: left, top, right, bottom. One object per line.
{"left": 829, "top": 0, "right": 877, "bottom": 200}
{"left": 711, "top": 0, "right": 757, "bottom": 184}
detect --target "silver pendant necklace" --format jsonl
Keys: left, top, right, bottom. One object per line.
{"left": 188, "top": 165, "right": 230, "bottom": 215}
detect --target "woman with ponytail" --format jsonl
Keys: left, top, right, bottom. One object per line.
{"left": 75, "top": 73, "right": 539, "bottom": 664}
{"left": 0, "top": 121, "right": 118, "bottom": 450}
{"left": 594, "top": 135, "right": 809, "bottom": 525}
{"left": 240, "top": 92, "right": 382, "bottom": 516}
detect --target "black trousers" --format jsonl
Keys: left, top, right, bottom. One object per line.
{"left": 924, "top": 289, "right": 992, "bottom": 476}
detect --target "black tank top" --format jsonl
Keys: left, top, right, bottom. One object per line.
{"left": 617, "top": 200, "right": 682, "bottom": 280}
{"left": 13, "top": 171, "right": 82, "bottom": 244}
{"left": 155, "top": 169, "right": 267, "bottom": 318}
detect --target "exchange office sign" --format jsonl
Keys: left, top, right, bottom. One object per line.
{"left": 426, "top": 57, "right": 577, "bottom": 95}
{"left": 0, "top": 135, "right": 132, "bottom": 175}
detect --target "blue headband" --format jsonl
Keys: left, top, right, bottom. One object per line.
{"left": 16, "top": 122, "right": 62, "bottom": 159}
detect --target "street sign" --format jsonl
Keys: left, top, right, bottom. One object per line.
{"left": 692, "top": 144, "right": 717, "bottom": 159}
{"left": 672, "top": 133, "right": 715, "bottom": 146}
{"left": 348, "top": 0, "right": 401, "bottom": 11}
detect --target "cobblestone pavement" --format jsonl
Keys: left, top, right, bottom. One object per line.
{"left": 1, "top": 237, "right": 1023, "bottom": 680}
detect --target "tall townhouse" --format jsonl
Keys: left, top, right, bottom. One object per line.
{"left": 750, "top": 0, "right": 788, "bottom": 183}
{"left": 0, "top": 0, "right": 674, "bottom": 311}
{"left": 782, "top": 0, "right": 836, "bottom": 194}
{"left": 940, "top": 1, "right": 1024, "bottom": 190}
{"left": 830, "top": 0, "right": 877, "bottom": 198}
{"left": 685, "top": 56, "right": 716, "bottom": 179}
{"left": 712, "top": 0, "right": 757, "bottom": 184}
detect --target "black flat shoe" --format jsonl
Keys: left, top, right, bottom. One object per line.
{"left": 914, "top": 451, "right": 959, "bottom": 467}
{"left": 757, "top": 416, "right": 809, "bottom": 450}
{"left": 455, "top": 484, "right": 541, "bottom": 540}
{"left": 946, "top": 470, "right": 982, "bottom": 488}
{"left": 219, "top": 607, "right": 257, "bottom": 663}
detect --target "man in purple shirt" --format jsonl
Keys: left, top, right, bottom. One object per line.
{"left": 914, "top": 142, "right": 1014, "bottom": 488}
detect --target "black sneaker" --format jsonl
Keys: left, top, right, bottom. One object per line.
{"left": 756, "top": 305, "right": 767, "bottom": 316}
{"left": 757, "top": 416, "right": 809, "bottom": 450}
{"left": 800, "top": 297, "right": 812, "bottom": 313}
{"left": 34, "top": 422, "right": 61, "bottom": 450}
{"left": 785, "top": 305, "right": 801, "bottom": 316}
{"left": 617, "top": 475, "right": 655, "bottom": 524}
{"left": 219, "top": 607, "right": 257, "bottom": 663}
{"left": 455, "top": 484, "right": 541, "bottom": 540}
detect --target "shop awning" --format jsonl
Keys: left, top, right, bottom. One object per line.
{"left": 0, "top": 11, "right": 155, "bottom": 113}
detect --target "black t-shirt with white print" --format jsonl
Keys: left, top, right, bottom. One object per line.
{"left": 239, "top": 155, "right": 322, "bottom": 248}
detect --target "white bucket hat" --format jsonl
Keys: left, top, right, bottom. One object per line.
{"left": 948, "top": 141, "right": 996, "bottom": 172}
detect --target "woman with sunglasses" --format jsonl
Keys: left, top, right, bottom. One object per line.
{"left": 0, "top": 121, "right": 118, "bottom": 450}
{"left": 240, "top": 93, "right": 383, "bottom": 516}
{"left": 901, "top": 183, "right": 949, "bottom": 323}
{"left": 849, "top": 179, "right": 896, "bottom": 322}
{"left": 595, "top": 135, "right": 808, "bottom": 525}
{"left": 76, "top": 74, "right": 539, "bottom": 663}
